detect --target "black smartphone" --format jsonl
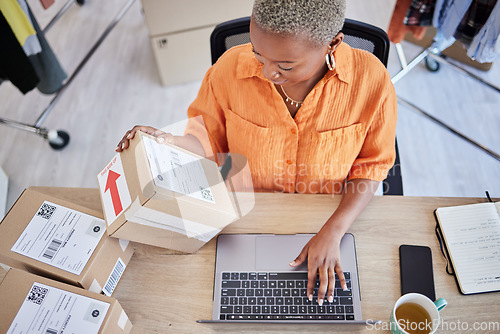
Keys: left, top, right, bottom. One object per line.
{"left": 399, "top": 245, "right": 436, "bottom": 301}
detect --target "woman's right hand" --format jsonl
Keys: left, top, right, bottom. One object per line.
{"left": 115, "top": 125, "right": 171, "bottom": 152}
{"left": 115, "top": 125, "right": 206, "bottom": 157}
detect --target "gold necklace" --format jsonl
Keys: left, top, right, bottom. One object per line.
{"left": 280, "top": 85, "right": 303, "bottom": 107}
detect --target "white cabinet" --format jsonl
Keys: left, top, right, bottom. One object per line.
{"left": 141, "top": 0, "right": 254, "bottom": 85}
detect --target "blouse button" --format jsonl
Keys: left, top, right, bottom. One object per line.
{"left": 291, "top": 128, "right": 297, "bottom": 134}
{"left": 286, "top": 160, "right": 293, "bottom": 165}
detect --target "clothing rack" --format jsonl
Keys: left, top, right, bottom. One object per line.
{"left": 0, "top": 0, "right": 136, "bottom": 150}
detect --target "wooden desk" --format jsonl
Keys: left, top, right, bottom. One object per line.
{"left": 1, "top": 187, "right": 499, "bottom": 333}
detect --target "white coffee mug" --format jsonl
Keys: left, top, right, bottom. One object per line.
{"left": 390, "top": 293, "right": 447, "bottom": 334}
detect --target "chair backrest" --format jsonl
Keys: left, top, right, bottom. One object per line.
{"left": 210, "top": 17, "right": 403, "bottom": 195}
{"left": 211, "top": 17, "right": 390, "bottom": 65}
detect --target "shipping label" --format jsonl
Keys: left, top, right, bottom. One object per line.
{"left": 11, "top": 201, "right": 106, "bottom": 275}
{"left": 143, "top": 136, "right": 216, "bottom": 203}
{"left": 7, "top": 282, "right": 109, "bottom": 334}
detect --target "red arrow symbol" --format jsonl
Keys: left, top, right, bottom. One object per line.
{"left": 105, "top": 170, "right": 123, "bottom": 216}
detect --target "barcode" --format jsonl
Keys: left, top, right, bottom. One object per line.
{"left": 43, "top": 239, "right": 62, "bottom": 260}
{"left": 27, "top": 285, "right": 48, "bottom": 305}
{"left": 103, "top": 258, "right": 125, "bottom": 296}
{"left": 37, "top": 203, "right": 56, "bottom": 220}
{"left": 200, "top": 187, "right": 214, "bottom": 201}
{"left": 45, "top": 328, "right": 58, "bottom": 334}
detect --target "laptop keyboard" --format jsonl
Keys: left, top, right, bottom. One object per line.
{"left": 219, "top": 272, "right": 355, "bottom": 321}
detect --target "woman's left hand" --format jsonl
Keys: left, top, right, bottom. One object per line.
{"left": 289, "top": 179, "right": 379, "bottom": 306}
{"left": 289, "top": 229, "right": 346, "bottom": 305}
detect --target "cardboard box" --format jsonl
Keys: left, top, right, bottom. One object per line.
{"left": 404, "top": 27, "right": 493, "bottom": 71}
{"left": 97, "top": 131, "right": 237, "bottom": 253}
{"left": 150, "top": 26, "right": 214, "bottom": 86}
{"left": 0, "top": 268, "right": 132, "bottom": 333}
{"left": 141, "top": 0, "right": 254, "bottom": 36}
{"left": 0, "top": 188, "right": 134, "bottom": 296}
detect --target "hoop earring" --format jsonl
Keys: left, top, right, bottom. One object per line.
{"left": 325, "top": 52, "right": 335, "bottom": 71}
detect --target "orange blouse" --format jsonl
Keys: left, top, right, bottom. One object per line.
{"left": 185, "top": 42, "right": 397, "bottom": 194}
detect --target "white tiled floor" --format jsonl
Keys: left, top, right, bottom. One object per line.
{"left": 389, "top": 41, "right": 500, "bottom": 197}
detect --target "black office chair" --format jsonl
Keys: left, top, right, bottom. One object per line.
{"left": 210, "top": 17, "right": 403, "bottom": 195}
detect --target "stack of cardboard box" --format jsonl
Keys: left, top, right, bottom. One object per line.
{"left": 141, "top": 0, "right": 254, "bottom": 85}
{"left": 0, "top": 188, "right": 134, "bottom": 333}
{"left": 1, "top": 130, "right": 251, "bottom": 332}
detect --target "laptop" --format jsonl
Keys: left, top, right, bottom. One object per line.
{"left": 198, "top": 233, "right": 371, "bottom": 324}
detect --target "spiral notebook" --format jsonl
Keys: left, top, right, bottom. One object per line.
{"left": 434, "top": 201, "right": 500, "bottom": 295}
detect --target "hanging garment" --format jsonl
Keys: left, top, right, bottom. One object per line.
{"left": 467, "top": 1, "right": 500, "bottom": 62}
{"left": 0, "top": 10, "right": 40, "bottom": 93}
{"left": 434, "top": 0, "right": 474, "bottom": 38}
{"left": 0, "top": 0, "right": 36, "bottom": 46}
{"left": 388, "top": 0, "right": 428, "bottom": 43}
{"left": 432, "top": 0, "right": 474, "bottom": 52}
{"left": 432, "top": 0, "right": 445, "bottom": 26}
{"left": 454, "top": 0, "right": 497, "bottom": 46}
{"left": 403, "top": 0, "right": 436, "bottom": 26}
{"left": 17, "top": 0, "right": 42, "bottom": 56}
{"left": 26, "top": 4, "right": 67, "bottom": 94}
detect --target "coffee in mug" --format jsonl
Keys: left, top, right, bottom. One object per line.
{"left": 390, "top": 293, "right": 447, "bottom": 334}
{"left": 395, "top": 302, "right": 433, "bottom": 334}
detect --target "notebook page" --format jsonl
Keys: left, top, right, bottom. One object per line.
{"left": 437, "top": 202, "right": 500, "bottom": 294}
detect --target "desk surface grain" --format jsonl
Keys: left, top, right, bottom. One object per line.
{"left": 1, "top": 187, "right": 498, "bottom": 333}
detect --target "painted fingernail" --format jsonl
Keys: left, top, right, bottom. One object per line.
{"left": 289, "top": 261, "right": 295, "bottom": 266}
{"left": 318, "top": 299, "right": 323, "bottom": 306}
{"left": 343, "top": 286, "right": 348, "bottom": 291}
{"left": 328, "top": 296, "right": 333, "bottom": 303}
{"left": 308, "top": 294, "right": 313, "bottom": 302}
{"left": 157, "top": 137, "right": 165, "bottom": 144}
{"left": 121, "top": 142, "right": 125, "bottom": 149}
{"left": 127, "top": 133, "right": 132, "bottom": 139}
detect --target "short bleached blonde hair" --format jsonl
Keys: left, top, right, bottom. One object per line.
{"left": 252, "top": 0, "right": 346, "bottom": 46}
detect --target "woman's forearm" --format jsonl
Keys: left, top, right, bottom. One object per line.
{"left": 320, "top": 178, "right": 379, "bottom": 238}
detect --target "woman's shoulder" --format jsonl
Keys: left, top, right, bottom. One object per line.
{"left": 216, "top": 43, "right": 253, "bottom": 61}
{"left": 334, "top": 42, "right": 392, "bottom": 91}
{"left": 343, "top": 43, "right": 389, "bottom": 76}
{"left": 210, "top": 43, "right": 254, "bottom": 77}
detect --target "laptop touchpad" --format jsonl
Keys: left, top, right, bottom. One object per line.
{"left": 255, "top": 234, "right": 311, "bottom": 271}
